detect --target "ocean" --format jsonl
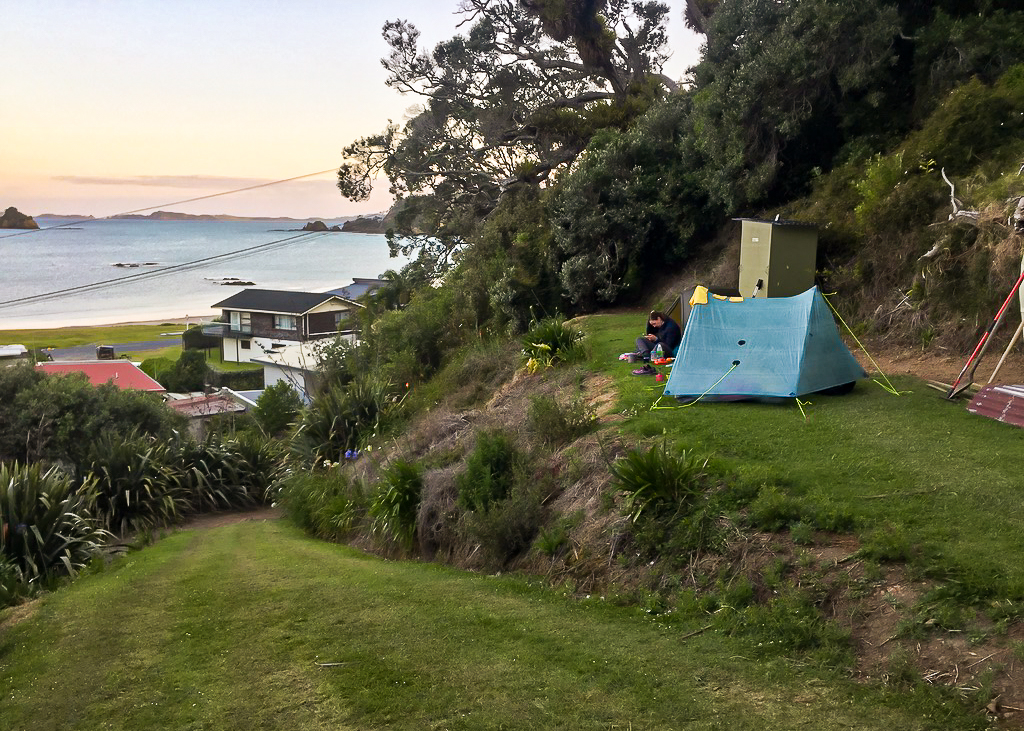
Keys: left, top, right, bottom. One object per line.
{"left": 0, "top": 219, "right": 406, "bottom": 329}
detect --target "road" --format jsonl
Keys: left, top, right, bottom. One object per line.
{"left": 45, "top": 339, "right": 177, "bottom": 361}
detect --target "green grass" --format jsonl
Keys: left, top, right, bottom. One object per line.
{"left": 0, "top": 520, "right": 981, "bottom": 730}
{"left": 0, "top": 323, "right": 186, "bottom": 350}
{"left": 586, "top": 313, "right": 1024, "bottom": 595}
{"left": 205, "top": 348, "right": 264, "bottom": 373}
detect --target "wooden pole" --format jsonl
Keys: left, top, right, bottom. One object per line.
{"left": 987, "top": 319, "right": 1024, "bottom": 384}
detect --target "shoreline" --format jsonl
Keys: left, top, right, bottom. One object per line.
{"left": 0, "top": 314, "right": 217, "bottom": 333}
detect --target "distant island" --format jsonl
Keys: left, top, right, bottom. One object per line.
{"left": 101, "top": 210, "right": 385, "bottom": 223}
{"left": 31, "top": 209, "right": 394, "bottom": 228}
{"left": 0, "top": 207, "right": 39, "bottom": 229}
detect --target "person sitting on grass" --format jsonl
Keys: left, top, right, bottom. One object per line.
{"left": 632, "top": 310, "right": 681, "bottom": 376}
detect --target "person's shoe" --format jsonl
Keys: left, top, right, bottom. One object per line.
{"left": 631, "top": 365, "right": 657, "bottom": 376}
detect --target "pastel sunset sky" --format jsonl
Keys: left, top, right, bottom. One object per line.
{"left": 3, "top": 1, "right": 702, "bottom": 219}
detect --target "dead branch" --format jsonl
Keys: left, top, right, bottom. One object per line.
{"left": 1012, "top": 196, "right": 1024, "bottom": 233}
{"left": 941, "top": 167, "right": 980, "bottom": 225}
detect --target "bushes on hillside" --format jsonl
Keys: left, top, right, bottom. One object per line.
{"left": 0, "top": 363, "right": 184, "bottom": 469}
{"left": 252, "top": 382, "right": 303, "bottom": 436}
{"left": 83, "top": 432, "right": 186, "bottom": 535}
{"left": 293, "top": 374, "right": 398, "bottom": 466}
{"left": 610, "top": 442, "right": 725, "bottom": 561}
{"left": 369, "top": 460, "right": 423, "bottom": 551}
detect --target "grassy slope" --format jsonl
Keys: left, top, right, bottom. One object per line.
{"left": 585, "top": 313, "right": 1024, "bottom": 590}
{"left": 0, "top": 520, "right": 978, "bottom": 730}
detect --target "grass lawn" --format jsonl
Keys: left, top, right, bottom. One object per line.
{"left": 585, "top": 313, "right": 1024, "bottom": 594}
{"left": 0, "top": 519, "right": 981, "bottom": 730}
{"left": 0, "top": 323, "right": 187, "bottom": 350}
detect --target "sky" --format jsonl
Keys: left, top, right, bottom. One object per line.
{"left": 2, "top": 1, "right": 704, "bottom": 220}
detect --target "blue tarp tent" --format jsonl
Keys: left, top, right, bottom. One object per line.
{"left": 663, "top": 286, "right": 866, "bottom": 399}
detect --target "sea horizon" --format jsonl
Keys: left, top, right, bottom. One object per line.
{"left": 0, "top": 219, "right": 405, "bottom": 330}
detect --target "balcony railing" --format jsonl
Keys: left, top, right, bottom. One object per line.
{"left": 203, "top": 323, "right": 252, "bottom": 338}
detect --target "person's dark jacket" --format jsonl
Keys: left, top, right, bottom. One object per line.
{"left": 646, "top": 316, "right": 682, "bottom": 355}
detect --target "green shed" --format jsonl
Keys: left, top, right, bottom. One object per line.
{"left": 736, "top": 218, "right": 818, "bottom": 298}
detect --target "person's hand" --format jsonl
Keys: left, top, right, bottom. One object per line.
{"left": 645, "top": 334, "right": 657, "bottom": 341}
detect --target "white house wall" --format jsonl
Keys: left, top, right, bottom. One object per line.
{"left": 223, "top": 336, "right": 302, "bottom": 364}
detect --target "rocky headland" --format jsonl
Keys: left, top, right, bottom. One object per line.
{"left": 0, "top": 207, "right": 39, "bottom": 229}
{"left": 340, "top": 216, "right": 386, "bottom": 233}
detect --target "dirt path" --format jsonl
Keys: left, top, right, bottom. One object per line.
{"left": 858, "top": 339, "right": 1024, "bottom": 387}
{"left": 178, "top": 506, "right": 283, "bottom": 530}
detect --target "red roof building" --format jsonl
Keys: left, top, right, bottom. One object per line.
{"left": 36, "top": 361, "right": 165, "bottom": 392}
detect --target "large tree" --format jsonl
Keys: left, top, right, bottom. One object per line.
{"left": 337, "top": 0, "right": 679, "bottom": 267}
{"left": 686, "top": 0, "right": 902, "bottom": 210}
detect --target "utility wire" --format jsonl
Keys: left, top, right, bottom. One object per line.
{"left": 0, "top": 231, "right": 331, "bottom": 310}
{"left": 0, "top": 166, "right": 355, "bottom": 311}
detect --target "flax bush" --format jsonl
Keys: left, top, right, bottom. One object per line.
{"left": 370, "top": 460, "right": 423, "bottom": 551}
{"left": 521, "top": 316, "right": 585, "bottom": 372}
{"left": 610, "top": 441, "right": 723, "bottom": 560}
{"left": 83, "top": 432, "right": 185, "bottom": 535}
{"left": 0, "top": 462, "right": 109, "bottom": 597}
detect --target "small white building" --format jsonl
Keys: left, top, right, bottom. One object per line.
{"left": 250, "top": 343, "right": 324, "bottom": 403}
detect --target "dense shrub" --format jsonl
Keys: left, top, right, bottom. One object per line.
{"left": 82, "top": 432, "right": 185, "bottom": 535}
{"left": 252, "top": 381, "right": 303, "bottom": 436}
{"left": 461, "top": 484, "right": 545, "bottom": 567}
{"left": 0, "top": 364, "right": 183, "bottom": 468}
{"left": 0, "top": 463, "right": 109, "bottom": 595}
{"left": 181, "top": 324, "right": 220, "bottom": 351}
{"left": 527, "top": 395, "right": 597, "bottom": 447}
{"left": 164, "top": 350, "right": 207, "bottom": 392}
{"left": 369, "top": 460, "right": 423, "bottom": 551}
{"left": 205, "top": 368, "right": 263, "bottom": 391}
{"left": 278, "top": 469, "right": 369, "bottom": 541}
{"left": 456, "top": 430, "right": 521, "bottom": 512}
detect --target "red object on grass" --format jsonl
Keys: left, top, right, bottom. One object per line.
{"left": 967, "top": 385, "right": 1024, "bottom": 428}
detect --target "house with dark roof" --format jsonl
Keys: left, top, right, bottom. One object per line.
{"left": 205, "top": 288, "right": 362, "bottom": 363}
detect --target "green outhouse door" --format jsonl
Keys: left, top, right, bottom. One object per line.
{"left": 736, "top": 218, "right": 818, "bottom": 298}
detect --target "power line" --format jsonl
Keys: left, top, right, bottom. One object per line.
{"left": 0, "top": 231, "right": 331, "bottom": 310}
{"left": 0, "top": 165, "right": 362, "bottom": 311}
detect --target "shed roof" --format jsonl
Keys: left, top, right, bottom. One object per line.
{"left": 212, "top": 289, "right": 356, "bottom": 315}
{"left": 732, "top": 217, "right": 818, "bottom": 228}
{"left": 324, "top": 277, "right": 387, "bottom": 301}
{"left": 166, "top": 394, "right": 246, "bottom": 418}
{"left": 37, "top": 361, "right": 165, "bottom": 392}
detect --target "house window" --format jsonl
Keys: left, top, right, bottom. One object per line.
{"left": 240, "top": 340, "right": 251, "bottom": 350}
{"left": 229, "top": 311, "right": 251, "bottom": 331}
{"left": 274, "top": 314, "right": 297, "bottom": 330}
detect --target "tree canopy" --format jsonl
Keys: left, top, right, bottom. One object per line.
{"left": 337, "top": 0, "right": 679, "bottom": 266}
